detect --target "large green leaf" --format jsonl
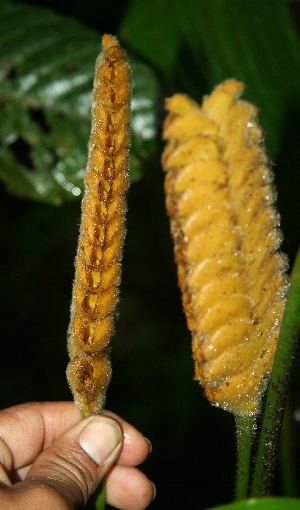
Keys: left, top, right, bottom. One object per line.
{"left": 209, "top": 497, "right": 300, "bottom": 510}
{"left": 121, "top": 0, "right": 300, "bottom": 159}
{"left": 0, "top": 0, "right": 159, "bottom": 205}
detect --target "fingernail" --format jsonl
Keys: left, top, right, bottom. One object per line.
{"left": 144, "top": 437, "right": 152, "bottom": 454}
{"left": 79, "top": 417, "right": 121, "bottom": 465}
{"left": 151, "top": 482, "right": 157, "bottom": 501}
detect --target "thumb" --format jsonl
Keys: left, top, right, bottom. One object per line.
{"left": 18, "top": 415, "right": 122, "bottom": 510}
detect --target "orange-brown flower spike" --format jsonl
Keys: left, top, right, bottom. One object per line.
{"left": 66, "top": 34, "right": 130, "bottom": 416}
{"left": 162, "top": 80, "right": 288, "bottom": 416}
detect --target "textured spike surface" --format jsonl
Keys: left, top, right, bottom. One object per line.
{"left": 162, "top": 80, "right": 288, "bottom": 415}
{"left": 66, "top": 35, "right": 130, "bottom": 416}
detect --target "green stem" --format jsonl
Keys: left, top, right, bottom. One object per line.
{"left": 251, "top": 246, "right": 300, "bottom": 497}
{"left": 279, "top": 400, "right": 298, "bottom": 496}
{"left": 235, "top": 413, "right": 256, "bottom": 500}
{"left": 95, "top": 482, "right": 106, "bottom": 510}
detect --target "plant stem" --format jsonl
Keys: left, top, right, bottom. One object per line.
{"left": 235, "top": 413, "right": 256, "bottom": 500}
{"left": 95, "top": 482, "right": 106, "bottom": 510}
{"left": 251, "top": 246, "right": 300, "bottom": 497}
{"left": 279, "top": 401, "right": 298, "bottom": 496}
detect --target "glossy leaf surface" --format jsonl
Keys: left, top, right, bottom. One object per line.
{"left": 0, "top": 0, "right": 158, "bottom": 204}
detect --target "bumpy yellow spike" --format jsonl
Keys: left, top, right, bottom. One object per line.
{"left": 162, "top": 80, "right": 288, "bottom": 415}
{"left": 66, "top": 34, "right": 130, "bottom": 416}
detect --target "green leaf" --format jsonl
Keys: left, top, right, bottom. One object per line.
{"left": 208, "top": 498, "right": 300, "bottom": 510}
{"left": 130, "top": 58, "right": 159, "bottom": 182}
{"left": 121, "top": 0, "right": 300, "bottom": 158}
{"left": 0, "top": 0, "right": 159, "bottom": 205}
{"left": 121, "top": 0, "right": 182, "bottom": 78}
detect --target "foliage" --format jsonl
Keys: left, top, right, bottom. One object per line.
{"left": 0, "top": 0, "right": 158, "bottom": 204}
{"left": 211, "top": 498, "right": 300, "bottom": 510}
{"left": 0, "top": 1, "right": 299, "bottom": 509}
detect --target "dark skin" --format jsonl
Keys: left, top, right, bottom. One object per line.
{"left": 0, "top": 402, "right": 155, "bottom": 510}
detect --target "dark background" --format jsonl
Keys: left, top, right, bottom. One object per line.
{"left": 0, "top": 1, "right": 300, "bottom": 509}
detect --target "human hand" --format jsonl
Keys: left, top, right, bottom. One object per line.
{"left": 0, "top": 401, "right": 154, "bottom": 509}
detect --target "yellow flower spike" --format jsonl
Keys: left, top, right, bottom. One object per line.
{"left": 162, "top": 79, "right": 289, "bottom": 416}
{"left": 66, "top": 34, "right": 130, "bottom": 416}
